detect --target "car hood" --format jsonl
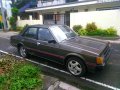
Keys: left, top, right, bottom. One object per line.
{"left": 62, "top": 36, "right": 108, "bottom": 55}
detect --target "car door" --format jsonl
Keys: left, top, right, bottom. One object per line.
{"left": 22, "top": 27, "right": 38, "bottom": 55}
{"left": 36, "top": 27, "right": 64, "bottom": 63}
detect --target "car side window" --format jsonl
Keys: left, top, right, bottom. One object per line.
{"left": 38, "top": 28, "right": 54, "bottom": 41}
{"left": 24, "top": 27, "right": 37, "bottom": 39}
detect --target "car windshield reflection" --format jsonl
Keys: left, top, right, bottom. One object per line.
{"left": 49, "top": 25, "right": 77, "bottom": 42}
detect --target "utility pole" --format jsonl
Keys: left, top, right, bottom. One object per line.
{"left": 0, "top": 0, "right": 7, "bottom": 31}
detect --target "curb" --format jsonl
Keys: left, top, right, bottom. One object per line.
{"left": 48, "top": 81, "right": 60, "bottom": 90}
{"left": 48, "top": 81, "right": 80, "bottom": 90}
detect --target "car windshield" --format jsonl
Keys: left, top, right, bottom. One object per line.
{"left": 49, "top": 26, "right": 77, "bottom": 42}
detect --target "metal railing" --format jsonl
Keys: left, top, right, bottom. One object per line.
{"left": 37, "top": 0, "right": 120, "bottom": 7}
{"left": 37, "top": 0, "right": 65, "bottom": 7}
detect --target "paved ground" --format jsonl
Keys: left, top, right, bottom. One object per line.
{"left": 0, "top": 32, "right": 120, "bottom": 90}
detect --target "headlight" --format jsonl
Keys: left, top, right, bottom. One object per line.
{"left": 96, "top": 57, "right": 104, "bottom": 64}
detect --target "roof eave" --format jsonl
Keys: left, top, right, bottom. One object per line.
{"left": 25, "top": 1, "right": 97, "bottom": 12}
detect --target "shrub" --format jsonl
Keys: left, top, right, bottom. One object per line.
{"left": 73, "top": 23, "right": 117, "bottom": 37}
{"left": 87, "top": 29, "right": 104, "bottom": 36}
{"left": 73, "top": 25, "right": 82, "bottom": 33}
{"left": 0, "top": 75, "right": 6, "bottom": 84}
{"left": 0, "top": 75, "right": 6, "bottom": 89}
{"left": 9, "top": 63, "right": 42, "bottom": 90}
{"left": 0, "top": 22, "right": 2, "bottom": 29}
{"left": 9, "top": 7, "right": 19, "bottom": 31}
{"left": 78, "top": 29, "right": 87, "bottom": 36}
{"left": 86, "top": 22, "right": 97, "bottom": 32}
{"left": 9, "top": 17, "right": 17, "bottom": 30}
{"left": 104, "top": 27, "right": 117, "bottom": 36}
{"left": 0, "top": 55, "right": 43, "bottom": 90}
{"left": 16, "top": 26, "right": 23, "bottom": 31}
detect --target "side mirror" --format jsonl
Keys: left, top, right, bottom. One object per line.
{"left": 48, "top": 40, "right": 56, "bottom": 44}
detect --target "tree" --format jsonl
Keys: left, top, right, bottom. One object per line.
{"left": 9, "top": 7, "right": 19, "bottom": 30}
{"left": 12, "top": 7, "right": 19, "bottom": 18}
{"left": 9, "top": 17, "right": 17, "bottom": 30}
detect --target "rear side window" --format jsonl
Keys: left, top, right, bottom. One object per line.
{"left": 38, "top": 28, "right": 54, "bottom": 41}
{"left": 23, "top": 27, "right": 37, "bottom": 39}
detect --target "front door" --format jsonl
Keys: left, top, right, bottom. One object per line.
{"left": 36, "top": 27, "right": 64, "bottom": 63}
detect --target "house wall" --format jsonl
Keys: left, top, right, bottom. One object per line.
{"left": 70, "top": 10, "right": 120, "bottom": 35}
{"left": 17, "top": 15, "right": 43, "bottom": 27}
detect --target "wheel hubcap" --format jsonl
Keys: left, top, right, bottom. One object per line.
{"left": 68, "top": 60, "right": 82, "bottom": 75}
{"left": 20, "top": 47, "right": 26, "bottom": 57}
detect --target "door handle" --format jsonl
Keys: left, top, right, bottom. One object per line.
{"left": 37, "top": 42, "right": 40, "bottom": 46}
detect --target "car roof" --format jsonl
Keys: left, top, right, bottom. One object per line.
{"left": 28, "top": 24, "right": 65, "bottom": 28}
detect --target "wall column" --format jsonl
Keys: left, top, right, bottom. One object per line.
{"left": 29, "top": 15, "right": 32, "bottom": 20}
{"left": 39, "top": 14, "right": 43, "bottom": 24}
{"left": 54, "top": 12, "right": 57, "bottom": 24}
{"left": 17, "top": 16, "right": 21, "bottom": 20}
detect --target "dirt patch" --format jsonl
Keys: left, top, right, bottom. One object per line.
{"left": 0, "top": 68, "right": 4, "bottom": 75}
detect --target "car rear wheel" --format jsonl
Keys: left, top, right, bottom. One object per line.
{"left": 67, "top": 57, "right": 86, "bottom": 76}
{"left": 19, "top": 46, "right": 28, "bottom": 58}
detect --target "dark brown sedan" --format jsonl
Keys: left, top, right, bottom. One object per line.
{"left": 10, "top": 25, "right": 111, "bottom": 76}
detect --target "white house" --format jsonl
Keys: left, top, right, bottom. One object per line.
{"left": 17, "top": 0, "right": 120, "bottom": 34}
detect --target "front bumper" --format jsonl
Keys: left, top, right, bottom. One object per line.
{"left": 96, "top": 46, "right": 111, "bottom": 69}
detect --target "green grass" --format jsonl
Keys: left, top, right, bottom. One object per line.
{"left": 0, "top": 55, "right": 43, "bottom": 90}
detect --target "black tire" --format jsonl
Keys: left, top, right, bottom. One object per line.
{"left": 18, "top": 45, "right": 28, "bottom": 58}
{"left": 66, "top": 57, "right": 86, "bottom": 77}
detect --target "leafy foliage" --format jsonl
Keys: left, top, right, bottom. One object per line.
{"left": 78, "top": 29, "right": 87, "bottom": 36}
{"left": 104, "top": 27, "right": 117, "bottom": 36}
{"left": 9, "top": 64, "right": 42, "bottom": 90}
{"left": 9, "top": 17, "right": 17, "bottom": 30}
{"left": 86, "top": 22, "right": 97, "bottom": 32}
{"left": 0, "top": 55, "right": 43, "bottom": 90}
{"left": 0, "top": 75, "right": 6, "bottom": 89}
{"left": 73, "top": 25, "right": 82, "bottom": 33}
{"left": 9, "top": 7, "right": 19, "bottom": 30}
{"left": 73, "top": 23, "right": 117, "bottom": 37}
{"left": 0, "top": 75, "right": 6, "bottom": 84}
{"left": 16, "top": 26, "right": 23, "bottom": 31}
{"left": 12, "top": 8, "right": 19, "bottom": 18}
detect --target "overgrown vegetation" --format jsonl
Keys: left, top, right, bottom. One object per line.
{"left": 86, "top": 22, "right": 97, "bottom": 32}
{"left": 73, "top": 25, "right": 82, "bottom": 33}
{"left": 0, "top": 55, "right": 43, "bottom": 90}
{"left": 73, "top": 22, "right": 117, "bottom": 37}
{"left": 9, "top": 7, "right": 19, "bottom": 31}
{"left": 9, "top": 17, "right": 17, "bottom": 30}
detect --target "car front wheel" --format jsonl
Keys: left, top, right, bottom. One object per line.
{"left": 67, "top": 57, "right": 86, "bottom": 76}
